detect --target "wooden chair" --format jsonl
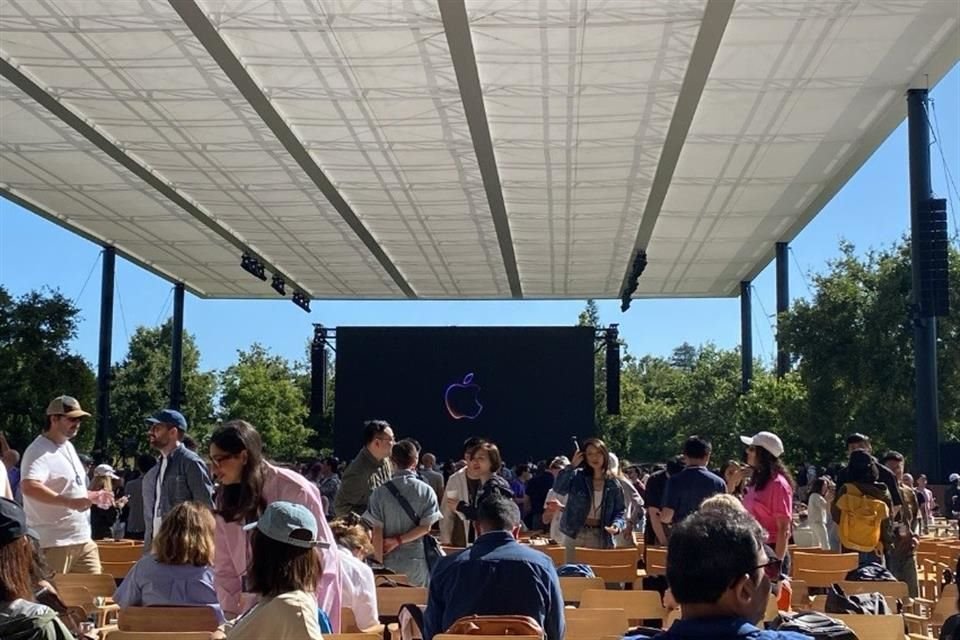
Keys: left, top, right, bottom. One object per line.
{"left": 117, "top": 606, "right": 220, "bottom": 632}
{"left": 104, "top": 633, "right": 212, "bottom": 640}
{"left": 54, "top": 573, "right": 118, "bottom": 597}
{"left": 102, "top": 560, "right": 137, "bottom": 578}
{"left": 793, "top": 567, "right": 850, "bottom": 589}
{"left": 791, "top": 551, "right": 858, "bottom": 574}
{"left": 97, "top": 539, "right": 137, "bottom": 546}
{"left": 375, "top": 586, "right": 428, "bottom": 620}
{"left": 374, "top": 574, "right": 409, "bottom": 586}
{"left": 591, "top": 564, "right": 639, "bottom": 583}
{"left": 340, "top": 607, "right": 384, "bottom": 636}
{"left": 790, "top": 580, "right": 809, "bottom": 609}
{"left": 575, "top": 547, "right": 638, "bottom": 567}
{"left": 829, "top": 614, "right": 906, "bottom": 640}
{"left": 558, "top": 576, "right": 605, "bottom": 604}
{"left": 325, "top": 635, "right": 383, "bottom": 640}
{"left": 98, "top": 545, "right": 144, "bottom": 563}
{"left": 645, "top": 546, "right": 667, "bottom": 575}
{"left": 563, "top": 607, "right": 629, "bottom": 639}
{"left": 579, "top": 589, "right": 666, "bottom": 625}
{"left": 905, "top": 583, "right": 957, "bottom": 637}
{"left": 433, "top": 636, "right": 540, "bottom": 640}
{"left": 536, "top": 545, "right": 565, "bottom": 566}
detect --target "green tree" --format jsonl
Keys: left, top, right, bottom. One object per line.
{"left": 0, "top": 287, "right": 97, "bottom": 452}
{"left": 110, "top": 321, "right": 216, "bottom": 457}
{"left": 781, "top": 239, "right": 960, "bottom": 464}
{"left": 221, "top": 344, "right": 312, "bottom": 461}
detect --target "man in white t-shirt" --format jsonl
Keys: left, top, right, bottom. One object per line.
{"left": 20, "top": 395, "right": 101, "bottom": 574}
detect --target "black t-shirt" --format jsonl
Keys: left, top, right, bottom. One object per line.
{"left": 643, "top": 469, "right": 669, "bottom": 544}
{"left": 525, "top": 471, "right": 554, "bottom": 517}
{"left": 837, "top": 459, "right": 903, "bottom": 507}
{"left": 663, "top": 466, "right": 726, "bottom": 524}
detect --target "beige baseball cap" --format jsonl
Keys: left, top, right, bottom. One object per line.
{"left": 45, "top": 396, "right": 91, "bottom": 418}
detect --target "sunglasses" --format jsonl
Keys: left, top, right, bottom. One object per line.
{"left": 754, "top": 557, "right": 783, "bottom": 583}
{"left": 57, "top": 415, "right": 82, "bottom": 424}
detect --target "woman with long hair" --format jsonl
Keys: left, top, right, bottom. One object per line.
{"left": 114, "top": 501, "right": 222, "bottom": 621}
{"left": 0, "top": 497, "right": 73, "bottom": 639}
{"left": 329, "top": 518, "right": 379, "bottom": 631}
{"left": 209, "top": 421, "right": 341, "bottom": 629}
{"left": 720, "top": 459, "right": 748, "bottom": 498}
{"left": 552, "top": 438, "right": 626, "bottom": 562}
{"left": 807, "top": 477, "right": 832, "bottom": 550}
{"left": 223, "top": 501, "right": 327, "bottom": 640}
{"left": 739, "top": 431, "right": 795, "bottom": 570}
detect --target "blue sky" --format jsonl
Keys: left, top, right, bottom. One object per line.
{"left": 1, "top": 65, "right": 958, "bottom": 374}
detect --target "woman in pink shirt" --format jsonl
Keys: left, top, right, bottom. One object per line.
{"left": 739, "top": 431, "right": 795, "bottom": 570}
{"left": 209, "top": 421, "right": 341, "bottom": 630}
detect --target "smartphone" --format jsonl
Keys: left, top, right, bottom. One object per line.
{"left": 572, "top": 436, "right": 580, "bottom": 452}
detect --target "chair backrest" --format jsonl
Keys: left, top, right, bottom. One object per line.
{"left": 536, "top": 545, "right": 565, "bottom": 566}
{"left": 98, "top": 545, "right": 144, "bottom": 562}
{"left": 791, "top": 551, "right": 858, "bottom": 573}
{"left": 118, "top": 606, "right": 220, "bottom": 632}
{"left": 794, "top": 567, "right": 851, "bottom": 588}
{"left": 790, "top": 579, "right": 809, "bottom": 607}
{"left": 432, "top": 636, "right": 541, "bottom": 640}
{"left": 575, "top": 547, "right": 638, "bottom": 567}
{"left": 558, "top": 576, "right": 605, "bottom": 604}
{"left": 579, "top": 589, "right": 666, "bottom": 624}
{"left": 564, "top": 607, "right": 629, "bottom": 639}
{"left": 762, "top": 593, "right": 781, "bottom": 622}
{"left": 645, "top": 546, "right": 667, "bottom": 575}
{"left": 97, "top": 539, "right": 137, "bottom": 546}
{"left": 341, "top": 607, "right": 360, "bottom": 633}
{"left": 55, "top": 585, "right": 94, "bottom": 612}
{"left": 828, "top": 614, "right": 906, "bottom": 640}
{"left": 104, "top": 633, "right": 212, "bottom": 640}
{"left": 102, "top": 560, "right": 137, "bottom": 578}
{"left": 375, "top": 586, "right": 428, "bottom": 619}
{"left": 590, "top": 564, "right": 638, "bottom": 583}
{"left": 838, "top": 580, "right": 909, "bottom": 598}
{"left": 324, "top": 635, "right": 383, "bottom": 640}
{"left": 54, "top": 573, "right": 118, "bottom": 597}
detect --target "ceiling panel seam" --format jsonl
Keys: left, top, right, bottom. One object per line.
{"left": 617, "top": 0, "right": 735, "bottom": 296}
{"left": 438, "top": 0, "right": 523, "bottom": 298}
{"left": 168, "top": 0, "right": 417, "bottom": 299}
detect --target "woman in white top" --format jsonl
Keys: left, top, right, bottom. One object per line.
{"left": 223, "top": 501, "right": 327, "bottom": 640}
{"left": 806, "top": 477, "right": 831, "bottom": 550}
{"left": 608, "top": 453, "right": 644, "bottom": 548}
{"left": 330, "top": 519, "right": 379, "bottom": 631}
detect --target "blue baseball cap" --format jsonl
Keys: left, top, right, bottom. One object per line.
{"left": 243, "top": 501, "right": 329, "bottom": 550}
{"left": 145, "top": 409, "right": 187, "bottom": 431}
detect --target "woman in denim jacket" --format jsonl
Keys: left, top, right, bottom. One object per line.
{"left": 552, "top": 438, "right": 626, "bottom": 563}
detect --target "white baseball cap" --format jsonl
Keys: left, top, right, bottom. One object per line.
{"left": 949, "top": 473, "right": 959, "bottom": 483}
{"left": 740, "top": 431, "right": 784, "bottom": 458}
{"left": 93, "top": 464, "right": 120, "bottom": 479}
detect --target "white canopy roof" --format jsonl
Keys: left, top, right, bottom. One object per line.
{"left": 1, "top": 0, "right": 957, "bottom": 300}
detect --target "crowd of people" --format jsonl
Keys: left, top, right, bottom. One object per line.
{"left": 1, "top": 393, "right": 959, "bottom": 640}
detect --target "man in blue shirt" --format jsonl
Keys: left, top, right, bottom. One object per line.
{"left": 424, "top": 493, "right": 564, "bottom": 640}
{"left": 653, "top": 510, "right": 812, "bottom": 640}
{"left": 661, "top": 436, "right": 726, "bottom": 527}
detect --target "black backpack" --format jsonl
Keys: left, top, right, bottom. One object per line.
{"left": 824, "top": 583, "right": 891, "bottom": 615}
{"left": 844, "top": 562, "right": 896, "bottom": 582}
{"left": 771, "top": 612, "right": 858, "bottom": 639}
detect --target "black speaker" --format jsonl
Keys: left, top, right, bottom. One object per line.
{"left": 310, "top": 325, "right": 328, "bottom": 417}
{"left": 917, "top": 198, "right": 949, "bottom": 317}
{"left": 605, "top": 329, "right": 620, "bottom": 415}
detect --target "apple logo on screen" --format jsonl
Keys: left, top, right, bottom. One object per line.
{"left": 445, "top": 373, "right": 483, "bottom": 420}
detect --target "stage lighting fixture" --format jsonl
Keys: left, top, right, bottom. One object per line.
{"left": 240, "top": 253, "right": 267, "bottom": 281}
{"left": 271, "top": 274, "right": 286, "bottom": 296}
{"left": 620, "top": 249, "right": 648, "bottom": 312}
{"left": 292, "top": 290, "right": 311, "bottom": 313}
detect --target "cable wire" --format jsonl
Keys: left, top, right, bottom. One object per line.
{"left": 154, "top": 287, "right": 173, "bottom": 326}
{"left": 72, "top": 251, "right": 102, "bottom": 305}
{"left": 751, "top": 284, "right": 775, "bottom": 366}
{"left": 789, "top": 247, "right": 815, "bottom": 298}
{"left": 927, "top": 99, "right": 960, "bottom": 243}
{"left": 114, "top": 274, "right": 130, "bottom": 343}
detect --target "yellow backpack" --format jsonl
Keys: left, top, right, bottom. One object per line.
{"left": 835, "top": 483, "right": 889, "bottom": 552}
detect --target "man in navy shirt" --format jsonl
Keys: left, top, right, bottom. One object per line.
{"left": 661, "top": 436, "right": 726, "bottom": 527}
{"left": 652, "top": 510, "right": 811, "bottom": 640}
{"left": 424, "top": 493, "right": 564, "bottom": 640}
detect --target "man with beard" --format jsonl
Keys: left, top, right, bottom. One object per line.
{"left": 141, "top": 409, "right": 213, "bottom": 547}
{"left": 20, "top": 396, "right": 101, "bottom": 574}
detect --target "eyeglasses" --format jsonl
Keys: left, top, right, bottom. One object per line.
{"left": 57, "top": 415, "right": 82, "bottom": 424}
{"left": 753, "top": 557, "right": 783, "bottom": 583}
{"left": 210, "top": 453, "right": 238, "bottom": 466}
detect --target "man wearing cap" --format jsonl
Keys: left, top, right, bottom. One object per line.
{"left": 141, "top": 409, "right": 214, "bottom": 548}
{"left": 19, "top": 395, "right": 101, "bottom": 574}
